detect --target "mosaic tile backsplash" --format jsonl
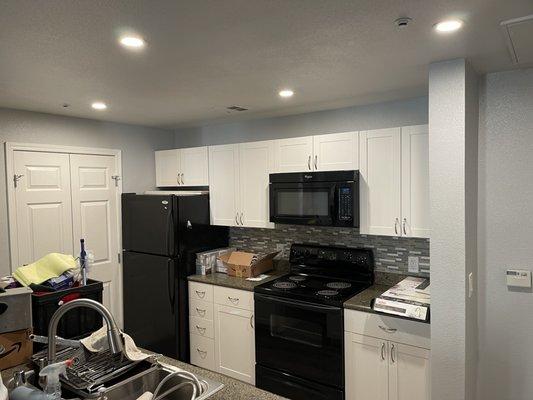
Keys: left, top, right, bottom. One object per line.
{"left": 230, "top": 225, "right": 430, "bottom": 277}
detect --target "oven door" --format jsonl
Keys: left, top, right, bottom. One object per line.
{"left": 269, "top": 182, "right": 335, "bottom": 225}
{"left": 254, "top": 293, "right": 344, "bottom": 388}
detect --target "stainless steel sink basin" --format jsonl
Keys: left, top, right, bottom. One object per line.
{"left": 7, "top": 362, "right": 223, "bottom": 400}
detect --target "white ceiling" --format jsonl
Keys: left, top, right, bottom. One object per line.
{"left": 1, "top": 0, "right": 532, "bottom": 128}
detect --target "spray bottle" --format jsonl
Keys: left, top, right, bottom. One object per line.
{"left": 39, "top": 359, "right": 74, "bottom": 400}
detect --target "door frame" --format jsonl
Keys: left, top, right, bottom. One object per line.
{"left": 5, "top": 142, "right": 123, "bottom": 323}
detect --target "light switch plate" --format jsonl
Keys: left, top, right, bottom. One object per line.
{"left": 506, "top": 269, "right": 532, "bottom": 288}
{"left": 408, "top": 256, "right": 419, "bottom": 273}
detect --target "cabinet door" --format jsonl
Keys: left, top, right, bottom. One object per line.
{"left": 359, "top": 128, "right": 401, "bottom": 236}
{"left": 180, "top": 146, "right": 209, "bottom": 186}
{"left": 214, "top": 304, "right": 255, "bottom": 384}
{"left": 313, "top": 132, "right": 359, "bottom": 171}
{"left": 155, "top": 150, "right": 180, "bottom": 187}
{"left": 389, "top": 343, "right": 430, "bottom": 400}
{"left": 239, "top": 140, "right": 275, "bottom": 228}
{"left": 401, "top": 125, "right": 430, "bottom": 238}
{"left": 345, "top": 332, "right": 389, "bottom": 400}
{"left": 208, "top": 145, "right": 240, "bottom": 226}
{"left": 275, "top": 136, "right": 313, "bottom": 172}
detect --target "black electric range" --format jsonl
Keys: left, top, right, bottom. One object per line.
{"left": 254, "top": 243, "right": 375, "bottom": 400}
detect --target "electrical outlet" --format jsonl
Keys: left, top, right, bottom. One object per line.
{"left": 408, "top": 256, "right": 419, "bottom": 273}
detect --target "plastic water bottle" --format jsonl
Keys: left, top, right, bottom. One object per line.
{"left": 80, "top": 238, "right": 87, "bottom": 286}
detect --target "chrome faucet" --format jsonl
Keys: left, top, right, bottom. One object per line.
{"left": 47, "top": 298, "right": 124, "bottom": 365}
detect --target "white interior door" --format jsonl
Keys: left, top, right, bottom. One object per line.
{"left": 70, "top": 154, "right": 122, "bottom": 325}
{"left": 12, "top": 151, "right": 74, "bottom": 267}
{"left": 208, "top": 144, "right": 240, "bottom": 226}
{"left": 359, "top": 128, "right": 401, "bottom": 236}
{"left": 313, "top": 132, "right": 359, "bottom": 171}
{"left": 389, "top": 343, "right": 431, "bottom": 400}
{"left": 239, "top": 140, "right": 275, "bottom": 228}
{"left": 401, "top": 125, "right": 430, "bottom": 238}
{"left": 345, "top": 332, "right": 389, "bottom": 400}
{"left": 274, "top": 136, "right": 313, "bottom": 172}
{"left": 155, "top": 149, "right": 180, "bottom": 187}
{"left": 180, "top": 146, "right": 209, "bottom": 186}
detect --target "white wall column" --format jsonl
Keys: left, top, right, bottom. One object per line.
{"left": 429, "top": 58, "right": 479, "bottom": 400}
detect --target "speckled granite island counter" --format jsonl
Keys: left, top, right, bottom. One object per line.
{"left": 187, "top": 270, "right": 287, "bottom": 291}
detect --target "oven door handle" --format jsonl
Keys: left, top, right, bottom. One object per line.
{"left": 255, "top": 293, "right": 341, "bottom": 312}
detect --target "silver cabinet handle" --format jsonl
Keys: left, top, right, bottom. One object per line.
{"left": 240, "top": 213, "right": 244, "bottom": 226}
{"left": 394, "top": 218, "right": 399, "bottom": 235}
{"left": 314, "top": 155, "right": 318, "bottom": 170}
{"left": 250, "top": 314, "right": 254, "bottom": 329}
{"left": 195, "top": 290, "right": 206, "bottom": 299}
{"left": 195, "top": 325, "right": 206, "bottom": 334}
{"left": 380, "top": 342, "right": 386, "bottom": 361}
{"left": 308, "top": 155, "right": 311, "bottom": 170}
{"left": 177, "top": 172, "right": 181, "bottom": 184}
{"left": 402, "top": 218, "right": 407, "bottom": 235}
{"left": 196, "top": 348, "right": 207, "bottom": 358}
{"left": 180, "top": 173, "right": 184, "bottom": 185}
{"left": 196, "top": 308, "right": 206, "bottom": 317}
{"left": 391, "top": 343, "right": 396, "bottom": 363}
{"left": 228, "top": 296, "right": 240, "bottom": 304}
{"left": 378, "top": 325, "right": 397, "bottom": 333}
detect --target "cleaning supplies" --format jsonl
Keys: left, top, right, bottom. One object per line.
{"left": 9, "top": 386, "right": 53, "bottom": 400}
{"left": 13, "top": 253, "right": 76, "bottom": 287}
{"left": 0, "top": 372, "right": 8, "bottom": 400}
{"left": 39, "top": 359, "right": 74, "bottom": 400}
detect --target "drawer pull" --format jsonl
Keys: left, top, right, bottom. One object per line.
{"left": 228, "top": 296, "right": 240, "bottom": 304}
{"left": 195, "top": 325, "right": 206, "bottom": 334}
{"left": 196, "top": 348, "right": 207, "bottom": 359}
{"left": 195, "top": 290, "right": 206, "bottom": 299}
{"left": 195, "top": 308, "right": 206, "bottom": 317}
{"left": 378, "top": 325, "right": 397, "bottom": 333}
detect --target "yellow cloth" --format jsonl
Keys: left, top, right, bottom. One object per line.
{"left": 13, "top": 253, "right": 76, "bottom": 287}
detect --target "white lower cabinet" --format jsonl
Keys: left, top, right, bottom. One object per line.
{"left": 345, "top": 309, "right": 431, "bottom": 400}
{"left": 189, "top": 282, "right": 255, "bottom": 385}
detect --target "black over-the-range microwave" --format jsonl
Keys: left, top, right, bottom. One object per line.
{"left": 269, "top": 170, "right": 359, "bottom": 227}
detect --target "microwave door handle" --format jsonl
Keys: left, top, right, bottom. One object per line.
{"left": 255, "top": 294, "right": 341, "bottom": 312}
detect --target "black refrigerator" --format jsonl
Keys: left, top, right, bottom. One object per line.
{"left": 122, "top": 192, "right": 229, "bottom": 361}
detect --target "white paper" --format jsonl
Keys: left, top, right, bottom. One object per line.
{"left": 246, "top": 274, "right": 270, "bottom": 281}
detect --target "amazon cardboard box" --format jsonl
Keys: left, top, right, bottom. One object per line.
{"left": 0, "top": 328, "right": 33, "bottom": 370}
{"left": 219, "top": 251, "right": 279, "bottom": 278}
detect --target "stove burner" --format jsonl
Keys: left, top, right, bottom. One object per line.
{"left": 289, "top": 276, "right": 307, "bottom": 282}
{"left": 317, "top": 289, "right": 339, "bottom": 297}
{"left": 273, "top": 281, "right": 297, "bottom": 290}
{"left": 326, "top": 282, "right": 352, "bottom": 290}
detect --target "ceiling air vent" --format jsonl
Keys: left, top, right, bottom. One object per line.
{"left": 501, "top": 15, "right": 533, "bottom": 64}
{"left": 226, "top": 105, "right": 249, "bottom": 112}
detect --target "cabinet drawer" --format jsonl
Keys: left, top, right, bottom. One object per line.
{"left": 214, "top": 286, "right": 253, "bottom": 311}
{"left": 189, "top": 316, "right": 214, "bottom": 339}
{"left": 345, "top": 309, "right": 430, "bottom": 349}
{"left": 190, "top": 334, "right": 215, "bottom": 370}
{"left": 189, "top": 298, "right": 214, "bottom": 320}
{"left": 189, "top": 282, "right": 213, "bottom": 303}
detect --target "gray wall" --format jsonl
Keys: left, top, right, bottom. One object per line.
{"left": 0, "top": 108, "right": 174, "bottom": 276}
{"left": 477, "top": 68, "right": 533, "bottom": 400}
{"left": 174, "top": 97, "right": 427, "bottom": 146}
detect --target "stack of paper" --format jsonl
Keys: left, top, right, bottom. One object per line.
{"left": 372, "top": 277, "right": 430, "bottom": 322}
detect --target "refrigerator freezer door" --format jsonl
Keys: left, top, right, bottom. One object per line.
{"left": 123, "top": 251, "right": 178, "bottom": 358}
{"left": 122, "top": 194, "right": 176, "bottom": 256}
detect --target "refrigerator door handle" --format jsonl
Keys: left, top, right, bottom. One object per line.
{"left": 167, "top": 259, "right": 176, "bottom": 314}
{"left": 166, "top": 204, "right": 174, "bottom": 257}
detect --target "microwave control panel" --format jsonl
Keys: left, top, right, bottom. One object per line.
{"left": 338, "top": 187, "right": 353, "bottom": 221}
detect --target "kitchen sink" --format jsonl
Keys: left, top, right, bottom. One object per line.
{"left": 7, "top": 362, "right": 223, "bottom": 400}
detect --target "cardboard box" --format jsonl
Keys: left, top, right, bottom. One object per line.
{"left": 219, "top": 251, "right": 279, "bottom": 278}
{"left": 0, "top": 328, "right": 33, "bottom": 370}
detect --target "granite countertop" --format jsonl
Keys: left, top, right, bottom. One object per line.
{"left": 188, "top": 270, "right": 286, "bottom": 291}
{"left": 343, "top": 283, "right": 392, "bottom": 313}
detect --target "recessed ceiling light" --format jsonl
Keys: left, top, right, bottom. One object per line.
{"left": 279, "top": 89, "right": 294, "bottom": 98}
{"left": 119, "top": 36, "right": 145, "bottom": 49}
{"left": 434, "top": 19, "right": 463, "bottom": 33}
{"left": 91, "top": 102, "right": 107, "bottom": 110}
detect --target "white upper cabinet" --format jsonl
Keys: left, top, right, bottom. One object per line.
{"left": 360, "top": 128, "right": 402, "bottom": 236}
{"left": 155, "top": 146, "right": 208, "bottom": 187}
{"left": 401, "top": 125, "right": 430, "bottom": 238}
{"left": 239, "top": 140, "right": 275, "bottom": 228}
{"left": 313, "top": 132, "right": 359, "bottom": 171}
{"left": 180, "top": 146, "right": 209, "bottom": 186}
{"left": 360, "top": 125, "right": 429, "bottom": 238}
{"left": 155, "top": 149, "right": 180, "bottom": 187}
{"left": 208, "top": 144, "right": 240, "bottom": 227}
{"left": 275, "top": 136, "right": 314, "bottom": 172}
